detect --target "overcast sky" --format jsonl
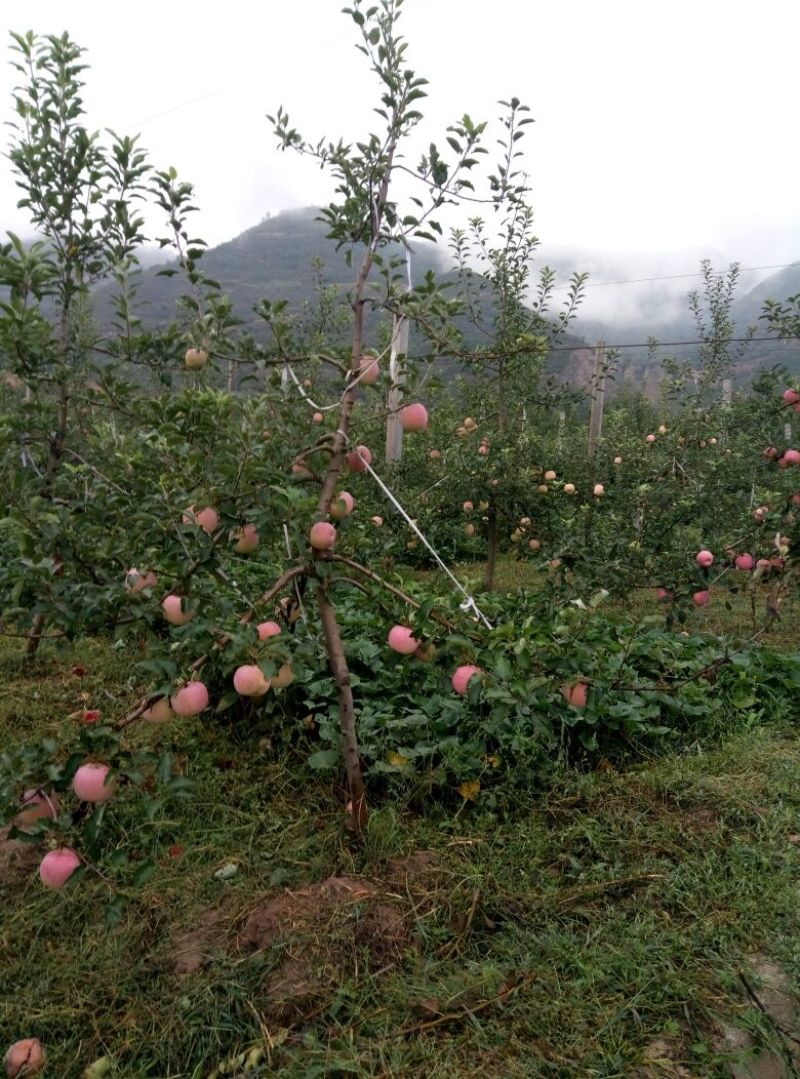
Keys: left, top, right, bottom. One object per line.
{"left": 1, "top": 0, "right": 798, "bottom": 321}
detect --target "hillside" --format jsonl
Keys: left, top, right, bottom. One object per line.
{"left": 91, "top": 207, "right": 591, "bottom": 378}
{"left": 569, "top": 260, "right": 800, "bottom": 382}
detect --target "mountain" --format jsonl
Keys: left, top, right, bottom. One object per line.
{"left": 567, "top": 260, "right": 800, "bottom": 381}
{"left": 91, "top": 207, "right": 591, "bottom": 378}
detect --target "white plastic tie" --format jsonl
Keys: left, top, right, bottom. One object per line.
{"left": 349, "top": 445, "right": 493, "bottom": 630}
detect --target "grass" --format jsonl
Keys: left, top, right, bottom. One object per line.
{"left": 3, "top": 635, "right": 800, "bottom": 1077}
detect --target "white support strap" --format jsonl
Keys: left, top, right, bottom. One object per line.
{"left": 352, "top": 446, "right": 493, "bottom": 630}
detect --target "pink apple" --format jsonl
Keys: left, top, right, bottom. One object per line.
{"left": 783, "top": 449, "right": 800, "bottom": 465}
{"left": 463, "top": 501, "right": 474, "bottom": 512}
{"left": 387, "top": 625, "right": 420, "bottom": 655}
{"left": 399, "top": 403, "right": 428, "bottom": 431}
{"left": 735, "top": 553, "right": 754, "bottom": 571}
{"left": 312, "top": 411, "right": 323, "bottom": 423}
{"left": 528, "top": 538, "right": 541, "bottom": 551}
{"left": 783, "top": 388, "right": 799, "bottom": 405}
{"left": 185, "top": 348, "right": 208, "bottom": 370}
{"left": 477, "top": 445, "right": 489, "bottom": 456}
{"left": 233, "top": 665, "right": 270, "bottom": 697}
{"left": 451, "top": 665, "right": 483, "bottom": 695}
{"left": 414, "top": 642, "right": 437, "bottom": 663}
{"left": 72, "top": 763, "right": 116, "bottom": 803}
{"left": 693, "top": 590, "right": 710, "bottom": 607}
{"left": 183, "top": 506, "right": 218, "bottom": 533}
{"left": 272, "top": 662, "right": 295, "bottom": 689}
{"left": 358, "top": 357, "right": 379, "bottom": 384}
{"left": 695, "top": 550, "right": 714, "bottom": 568}
{"left": 345, "top": 445, "right": 372, "bottom": 473}
{"left": 657, "top": 587, "right": 672, "bottom": 603}
{"left": 330, "top": 491, "right": 355, "bottom": 519}
{"left": 143, "top": 697, "right": 174, "bottom": 724}
{"left": 646, "top": 434, "right": 656, "bottom": 443}
{"left": 232, "top": 524, "right": 259, "bottom": 554}
{"left": 754, "top": 506, "right": 769, "bottom": 522}
{"left": 429, "top": 449, "right": 441, "bottom": 460}
{"left": 544, "top": 470, "right": 557, "bottom": 481}
{"left": 310, "top": 521, "right": 337, "bottom": 550}
{"left": 564, "top": 483, "right": 576, "bottom": 494}
{"left": 792, "top": 493, "right": 800, "bottom": 507}
{"left": 257, "top": 620, "right": 282, "bottom": 641}
{"left": 15, "top": 789, "right": 60, "bottom": 829}
{"left": 39, "top": 848, "right": 81, "bottom": 889}
{"left": 613, "top": 456, "right": 622, "bottom": 464}
{"left": 561, "top": 682, "right": 587, "bottom": 709}
{"left": 161, "top": 595, "right": 195, "bottom": 626}
{"left": 124, "top": 568, "right": 158, "bottom": 594}
{"left": 4, "top": 1039, "right": 46, "bottom": 1078}
{"left": 763, "top": 446, "right": 779, "bottom": 459}
{"left": 170, "top": 682, "right": 209, "bottom": 717}
{"left": 593, "top": 484, "right": 604, "bottom": 497}
{"left": 371, "top": 515, "right": 384, "bottom": 527}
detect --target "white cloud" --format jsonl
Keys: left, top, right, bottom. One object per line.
{"left": 1, "top": 0, "right": 797, "bottom": 277}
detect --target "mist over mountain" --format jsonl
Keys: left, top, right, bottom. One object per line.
{"left": 12, "top": 205, "right": 798, "bottom": 389}
{"left": 539, "top": 246, "right": 800, "bottom": 379}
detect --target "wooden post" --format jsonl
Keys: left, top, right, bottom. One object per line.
{"left": 385, "top": 246, "right": 412, "bottom": 464}
{"left": 385, "top": 314, "right": 409, "bottom": 463}
{"left": 785, "top": 422, "right": 792, "bottom": 442}
{"left": 556, "top": 409, "right": 566, "bottom": 453}
{"left": 722, "top": 378, "right": 732, "bottom": 408}
{"left": 587, "top": 341, "right": 606, "bottom": 457}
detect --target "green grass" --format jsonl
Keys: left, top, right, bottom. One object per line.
{"left": 3, "top": 638, "right": 800, "bottom": 1076}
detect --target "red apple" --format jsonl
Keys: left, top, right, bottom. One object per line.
{"left": 233, "top": 665, "right": 270, "bottom": 697}
{"left": 272, "top": 662, "right": 295, "bottom": 689}
{"left": 695, "top": 549, "right": 714, "bottom": 568}
{"left": 161, "top": 595, "right": 195, "bottom": 626}
{"left": 4, "top": 1040, "right": 46, "bottom": 1078}
{"left": 124, "top": 568, "right": 157, "bottom": 594}
{"left": 310, "top": 521, "right": 336, "bottom": 550}
{"left": 72, "top": 763, "right": 116, "bottom": 803}
{"left": 170, "top": 682, "right": 209, "bottom": 717}
{"left": 232, "top": 524, "right": 259, "bottom": 554}
{"left": 561, "top": 682, "right": 587, "bottom": 708}
{"left": 185, "top": 348, "right": 208, "bottom": 370}
{"left": 345, "top": 445, "right": 372, "bottom": 473}
{"left": 39, "top": 848, "right": 81, "bottom": 889}
{"left": 735, "top": 553, "right": 754, "bottom": 571}
{"left": 330, "top": 491, "right": 355, "bottom": 519}
{"left": 399, "top": 403, "right": 428, "bottom": 431}
{"left": 451, "top": 665, "right": 483, "bottom": 695}
{"left": 388, "top": 625, "right": 420, "bottom": 655}
{"left": 257, "top": 620, "right": 282, "bottom": 641}
{"left": 182, "top": 505, "right": 218, "bottom": 533}
{"left": 358, "top": 356, "right": 380, "bottom": 384}
{"left": 692, "top": 590, "right": 710, "bottom": 607}
{"left": 15, "top": 789, "right": 60, "bottom": 829}
{"left": 143, "top": 697, "right": 174, "bottom": 724}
